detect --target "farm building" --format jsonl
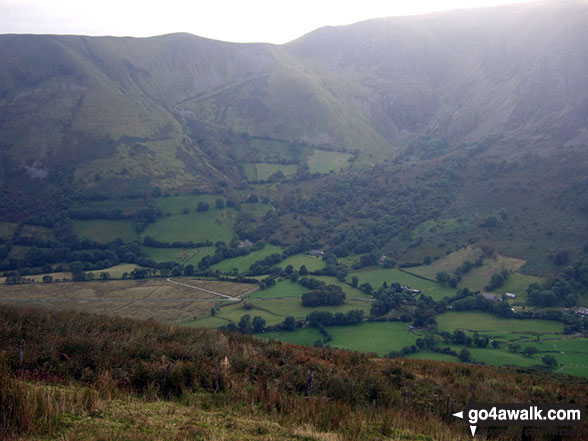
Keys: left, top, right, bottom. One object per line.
{"left": 482, "top": 292, "right": 499, "bottom": 301}
{"left": 308, "top": 249, "right": 326, "bottom": 257}
{"left": 238, "top": 239, "right": 255, "bottom": 249}
{"left": 576, "top": 307, "right": 588, "bottom": 317}
{"left": 505, "top": 293, "right": 517, "bottom": 299}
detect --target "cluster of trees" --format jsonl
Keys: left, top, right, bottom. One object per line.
{"left": 301, "top": 286, "right": 345, "bottom": 307}
{"left": 485, "top": 270, "right": 509, "bottom": 291}
{"left": 143, "top": 236, "right": 212, "bottom": 249}
{"left": 527, "top": 257, "right": 588, "bottom": 307}
{"left": 305, "top": 309, "right": 364, "bottom": 327}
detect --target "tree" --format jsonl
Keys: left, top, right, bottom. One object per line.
{"left": 196, "top": 201, "right": 209, "bottom": 212}
{"left": 100, "top": 272, "right": 110, "bottom": 280}
{"left": 541, "top": 355, "right": 558, "bottom": 369}
{"left": 282, "top": 315, "right": 296, "bottom": 331}
{"left": 553, "top": 251, "right": 569, "bottom": 266}
{"left": 252, "top": 316, "right": 266, "bottom": 333}
{"left": 210, "top": 307, "right": 217, "bottom": 317}
{"left": 458, "top": 349, "right": 472, "bottom": 362}
{"left": 436, "top": 271, "right": 451, "bottom": 286}
{"left": 238, "top": 314, "right": 251, "bottom": 333}
{"left": 522, "top": 346, "right": 539, "bottom": 357}
{"left": 299, "top": 265, "right": 308, "bottom": 276}
{"left": 215, "top": 198, "right": 225, "bottom": 209}
{"left": 351, "top": 276, "right": 358, "bottom": 288}
{"left": 42, "top": 275, "right": 53, "bottom": 283}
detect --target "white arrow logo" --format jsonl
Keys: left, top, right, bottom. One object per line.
{"left": 452, "top": 409, "right": 476, "bottom": 437}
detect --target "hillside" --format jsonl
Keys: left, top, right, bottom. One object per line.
{"left": 2, "top": 1, "right": 588, "bottom": 193}
{"left": 1, "top": 3, "right": 588, "bottom": 280}
{"left": 2, "top": 305, "right": 588, "bottom": 440}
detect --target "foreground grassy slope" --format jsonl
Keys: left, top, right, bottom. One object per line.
{"left": 2, "top": 305, "right": 588, "bottom": 441}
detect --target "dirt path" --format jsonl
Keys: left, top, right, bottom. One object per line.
{"left": 166, "top": 278, "right": 254, "bottom": 301}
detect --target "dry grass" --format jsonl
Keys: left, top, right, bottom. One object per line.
{"left": 0, "top": 279, "right": 254, "bottom": 323}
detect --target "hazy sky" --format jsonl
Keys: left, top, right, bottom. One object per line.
{"left": 0, "top": 0, "right": 537, "bottom": 44}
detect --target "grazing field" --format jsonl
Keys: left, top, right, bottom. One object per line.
{"left": 155, "top": 194, "right": 221, "bottom": 215}
{"left": 259, "top": 321, "right": 419, "bottom": 356}
{"left": 142, "top": 209, "right": 236, "bottom": 243}
{"left": 0, "top": 278, "right": 254, "bottom": 323}
{"left": 310, "top": 275, "right": 372, "bottom": 299}
{"left": 213, "top": 298, "right": 372, "bottom": 326}
{"left": 278, "top": 254, "right": 326, "bottom": 272}
{"left": 458, "top": 255, "right": 526, "bottom": 292}
{"left": 350, "top": 268, "right": 455, "bottom": 300}
{"left": 248, "top": 279, "right": 307, "bottom": 299}
{"left": 258, "top": 327, "right": 323, "bottom": 346}
{"left": 0, "top": 221, "right": 17, "bottom": 239}
{"left": 242, "top": 202, "right": 273, "bottom": 218}
{"left": 325, "top": 322, "right": 419, "bottom": 355}
{"left": 436, "top": 311, "right": 563, "bottom": 334}
{"left": 140, "top": 246, "right": 215, "bottom": 265}
{"left": 307, "top": 149, "right": 352, "bottom": 174}
{"left": 210, "top": 244, "right": 282, "bottom": 273}
{"left": 244, "top": 163, "right": 297, "bottom": 181}
{"left": 499, "top": 272, "right": 543, "bottom": 304}
{"left": 410, "top": 246, "right": 484, "bottom": 280}
{"left": 73, "top": 219, "right": 138, "bottom": 242}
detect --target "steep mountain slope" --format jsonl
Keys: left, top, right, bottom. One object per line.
{"left": 1, "top": 0, "right": 588, "bottom": 196}
{"left": 286, "top": 0, "right": 588, "bottom": 147}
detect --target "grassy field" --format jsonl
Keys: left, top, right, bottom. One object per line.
{"left": 307, "top": 149, "right": 352, "bottom": 174}
{"left": 278, "top": 254, "right": 326, "bottom": 272}
{"left": 73, "top": 219, "right": 139, "bottom": 243}
{"left": 142, "top": 209, "right": 236, "bottom": 243}
{"left": 310, "top": 275, "right": 372, "bottom": 299}
{"left": 350, "top": 268, "right": 455, "bottom": 301}
{"left": 210, "top": 244, "right": 282, "bottom": 273}
{"left": 244, "top": 163, "right": 297, "bottom": 181}
{"left": 436, "top": 311, "right": 563, "bottom": 334}
{"left": 140, "top": 246, "right": 215, "bottom": 265}
{"left": 0, "top": 221, "right": 17, "bottom": 240}
{"left": 458, "top": 255, "right": 526, "bottom": 292}
{"left": 410, "top": 246, "right": 484, "bottom": 280}
{"left": 213, "top": 298, "right": 373, "bottom": 326}
{"left": 242, "top": 202, "right": 273, "bottom": 219}
{"left": 248, "top": 279, "right": 307, "bottom": 299}
{"left": 408, "top": 246, "right": 526, "bottom": 292}
{"left": 259, "top": 321, "right": 419, "bottom": 356}
{"left": 499, "top": 272, "right": 543, "bottom": 304}
{"left": 0, "top": 278, "right": 254, "bottom": 323}
{"left": 155, "top": 194, "right": 220, "bottom": 215}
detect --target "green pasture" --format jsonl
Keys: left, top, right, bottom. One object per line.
{"left": 155, "top": 194, "right": 220, "bottom": 215}
{"left": 258, "top": 327, "right": 323, "bottom": 346}
{"left": 242, "top": 202, "right": 273, "bottom": 219}
{"left": 310, "top": 276, "right": 372, "bottom": 299}
{"left": 436, "top": 311, "right": 563, "bottom": 334}
{"left": 141, "top": 209, "right": 236, "bottom": 244}
{"left": 139, "top": 246, "right": 214, "bottom": 265}
{"left": 458, "top": 255, "right": 525, "bottom": 292}
{"left": 73, "top": 219, "right": 138, "bottom": 243}
{"left": 307, "top": 149, "right": 352, "bottom": 174}
{"left": 279, "top": 254, "right": 326, "bottom": 272}
{"left": 248, "top": 280, "right": 307, "bottom": 299}
{"left": 259, "top": 321, "right": 419, "bottom": 356}
{"left": 216, "top": 298, "right": 372, "bottom": 326}
{"left": 210, "top": 244, "right": 282, "bottom": 273}
{"left": 0, "top": 222, "right": 17, "bottom": 240}
{"left": 244, "top": 163, "right": 297, "bottom": 181}
{"left": 410, "top": 246, "right": 484, "bottom": 280}
{"left": 351, "top": 268, "right": 455, "bottom": 301}
{"left": 499, "top": 272, "right": 543, "bottom": 304}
